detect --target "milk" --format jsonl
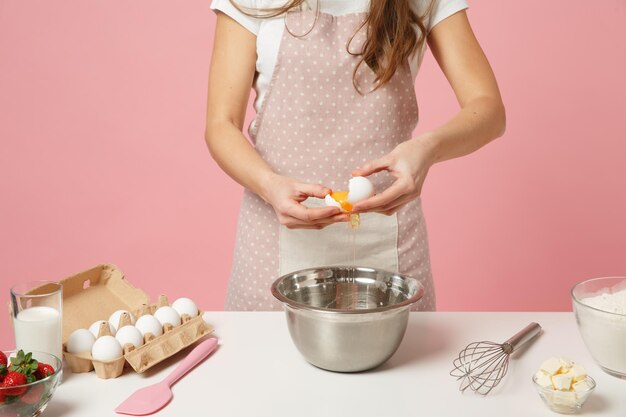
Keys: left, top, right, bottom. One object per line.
{"left": 13, "top": 306, "right": 62, "bottom": 360}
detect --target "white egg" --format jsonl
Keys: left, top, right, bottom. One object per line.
{"left": 134, "top": 314, "right": 163, "bottom": 337}
{"left": 88, "top": 320, "right": 116, "bottom": 338}
{"left": 66, "top": 328, "right": 96, "bottom": 354}
{"left": 108, "top": 310, "right": 136, "bottom": 332}
{"left": 324, "top": 194, "right": 342, "bottom": 209}
{"left": 347, "top": 176, "right": 375, "bottom": 204}
{"left": 171, "top": 298, "right": 198, "bottom": 318}
{"left": 202, "top": 311, "right": 212, "bottom": 325}
{"left": 154, "top": 306, "right": 181, "bottom": 327}
{"left": 115, "top": 325, "right": 144, "bottom": 349}
{"left": 91, "top": 335, "right": 123, "bottom": 361}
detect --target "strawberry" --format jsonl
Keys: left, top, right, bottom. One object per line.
{"left": 18, "top": 383, "right": 43, "bottom": 405}
{"left": 8, "top": 350, "right": 38, "bottom": 377}
{"left": 0, "top": 363, "right": 5, "bottom": 404}
{"left": 0, "top": 362, "right": 7, "bottom": 383}
{"left": 1, "top": 371, "right": 27, "bottom": 396}
{"left": 35, "top": 363, "right": 55, "bottom": 380}
{"left": 0, "top": 351, "right": 7, "bottom": 367}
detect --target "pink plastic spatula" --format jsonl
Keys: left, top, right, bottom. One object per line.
{"left": 115, "top": 337, "right": 219, "bottom": 415}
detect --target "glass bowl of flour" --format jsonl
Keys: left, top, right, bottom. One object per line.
{"left": 572, "top": 277, "right": 626, "bottom": 379}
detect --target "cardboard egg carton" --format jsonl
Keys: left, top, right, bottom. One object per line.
{"left": 32, "top": 264, "right": 213, "bottom": 379}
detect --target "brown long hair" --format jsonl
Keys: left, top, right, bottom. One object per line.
{"left": 228, "top": 0, "right": 434, "bottom": 94}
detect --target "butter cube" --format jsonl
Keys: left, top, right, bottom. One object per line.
{"left": 551, "top": 373, "right": 573, "bottom": 391}
{"left": 572, "top": 379, "right": 590, "bottom": 393}
{"left": 535, "top": 371, "right": 554, "bottom": 388}
{"left": 570, "top": 364, "right": 587, "bottom": 382}
{"left": 560, "top": 369, "right": 575, "bottom": 381}
{"left": 559, "top": 357, "right": 574, "bottom": 371}
{"left": 552, "top": 390, "right": 577, "bottom": 407}
{"left": 540, "top": 357, "right": 562, "bottom": 375}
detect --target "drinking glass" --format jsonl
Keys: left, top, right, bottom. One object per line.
{"left": 10, "top": 281, "right": 63, "bottom": 361}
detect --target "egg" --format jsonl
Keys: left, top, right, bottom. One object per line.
{"left": 325, "top": 176, "right": 374, "bottom": 212}
{"left": 171, "top": 298, "right": 198, "bottom": 318}
{"left": 202, "top": 311, "right": 212, "bottom": 325}
{"left": 88, "top": 320, "right": 116, "bottom": 338}
{"left": 66, "top": 328, "right": 96, "bottom": 353}
{"left": 324, "top": 193, "right": 344, "bottom": 210}
{"left": 347, "top": 176, "right": 375, "bottom": 204}
{"left": 134, "top": 314, "right": 163, "bottom": 337}
{"left": 115, "top": 325, "right": 144, "bottom": 349}
{"left": 154, "top": 306, "right": 181, "bottom": 327}
{"left": 108, "top": 310, "right": 136, "bottom": 332}
{"left": 91, "top": 335, "right": 123, "bottom": 361}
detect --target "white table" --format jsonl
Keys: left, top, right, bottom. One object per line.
{"left": 47, "top": 312, "right": 625, "bottom": 417}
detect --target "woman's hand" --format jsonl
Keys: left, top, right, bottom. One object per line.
{"left": 260, "top": 174, "right": 349, "bottom": 229}
{"left": 351, "top": 137, "right": 435, "bottom": 215}
{"left": 350, "top": 11, "right": 507, "bottom": 217}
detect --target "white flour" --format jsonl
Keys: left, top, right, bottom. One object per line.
{"left": 575, "top": 289, "right": 626, "bottom": 376}
{"left": 582, "top": 289, "right": 626, "bottom": 315}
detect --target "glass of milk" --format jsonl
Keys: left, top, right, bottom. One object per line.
{"left": 10, "top": 281, "right": 63, "bottom": 361}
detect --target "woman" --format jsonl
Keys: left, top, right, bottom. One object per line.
{"left": 205, "top": 0, "right": 505, "bottom": 311}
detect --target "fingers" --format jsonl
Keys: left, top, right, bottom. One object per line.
{"left": 318, "top": 210, "right": 350, "bottom": 224}
{"left": 297, "top": 182, "right": 332, "bottom": 199}
{"left": 285, "top": 203, "right": 341, "bottom": 222}
{"left": 358, "top": 193, "right": 416, "bottom": 216}
{"left": 324, "top": 213, "right": 351, "bottom": 223}
{"left": 268, "top": 176, "right": 352, "bottom": 229}
{"left": 377, "top": 196, "right": 412, "bottom": 216}
{"left": 351, "top": 177, "right": 413, "bottom": 212}
{"left": 278, "top": 212, "right": 349, "bottom": 229}
{"left": 286, "top": 224, "right": 325, "bottom": 230}
{"left": 352, "top": 155, "right": 392, "bottom": 177}
{"left": 271, "top": 178, "right": 352, "bottom": 229}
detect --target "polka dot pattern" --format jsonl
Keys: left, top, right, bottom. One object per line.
{"left": 397, "top": 198, "right": 436, "bottom": 311}
{"left": 225, "top": 191, "right": 281, "bottom": 310}
{"left": 225, "top": 10, "right": 435, "bottom": 311}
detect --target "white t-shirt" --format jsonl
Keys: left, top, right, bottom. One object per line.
{"left": 210, "top": 0, "right": 468, "bottom": 117}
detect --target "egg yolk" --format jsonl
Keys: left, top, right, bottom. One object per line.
{"left": 330, "top": 191, "right": 352, "bottom": 212}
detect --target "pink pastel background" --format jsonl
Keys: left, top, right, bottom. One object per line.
{"left": 1, "top": 0, "right": 625, "bottom": 348}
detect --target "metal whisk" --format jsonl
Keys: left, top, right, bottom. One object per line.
{"left": 450, "top": 322, "right": 542, "bottom": 395}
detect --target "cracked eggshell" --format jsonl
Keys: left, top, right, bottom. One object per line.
{"left": 66, "top": 328, "right": 96, "bottom": 354}
{"left": 135, "top": 314, "right": 163, "bottom": 337}
{"left": 347, "top": 176, "right": 374, "bottom": 204}
{"left": 324, "top": 194, "right": 342, "bottom": 209}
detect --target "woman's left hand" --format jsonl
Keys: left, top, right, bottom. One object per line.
{"left": 351, "top": 137, "right": 435, "bottom": 215}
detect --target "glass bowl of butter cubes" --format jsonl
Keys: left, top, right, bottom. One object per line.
{"left": 532, "top": 357, "right": 595, "bottom": 414}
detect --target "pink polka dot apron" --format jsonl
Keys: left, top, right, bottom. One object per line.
{"left": 225, "top": 9, "right": 436, "bottom": 311}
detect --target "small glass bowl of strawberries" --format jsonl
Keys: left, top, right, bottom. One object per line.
{"left": 0, "top": 349, "right": 62, "bottom": 417}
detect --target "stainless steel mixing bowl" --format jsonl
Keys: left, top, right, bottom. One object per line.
{"left": 271, "top": 266, "right": 424, "bottom": 372}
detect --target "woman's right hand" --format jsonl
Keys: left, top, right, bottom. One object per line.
{"left": 260, "top": 174, "right": 349, "bottom": 229}
{"left": 206, "top": 15, "right": 346, "bottom": 230}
